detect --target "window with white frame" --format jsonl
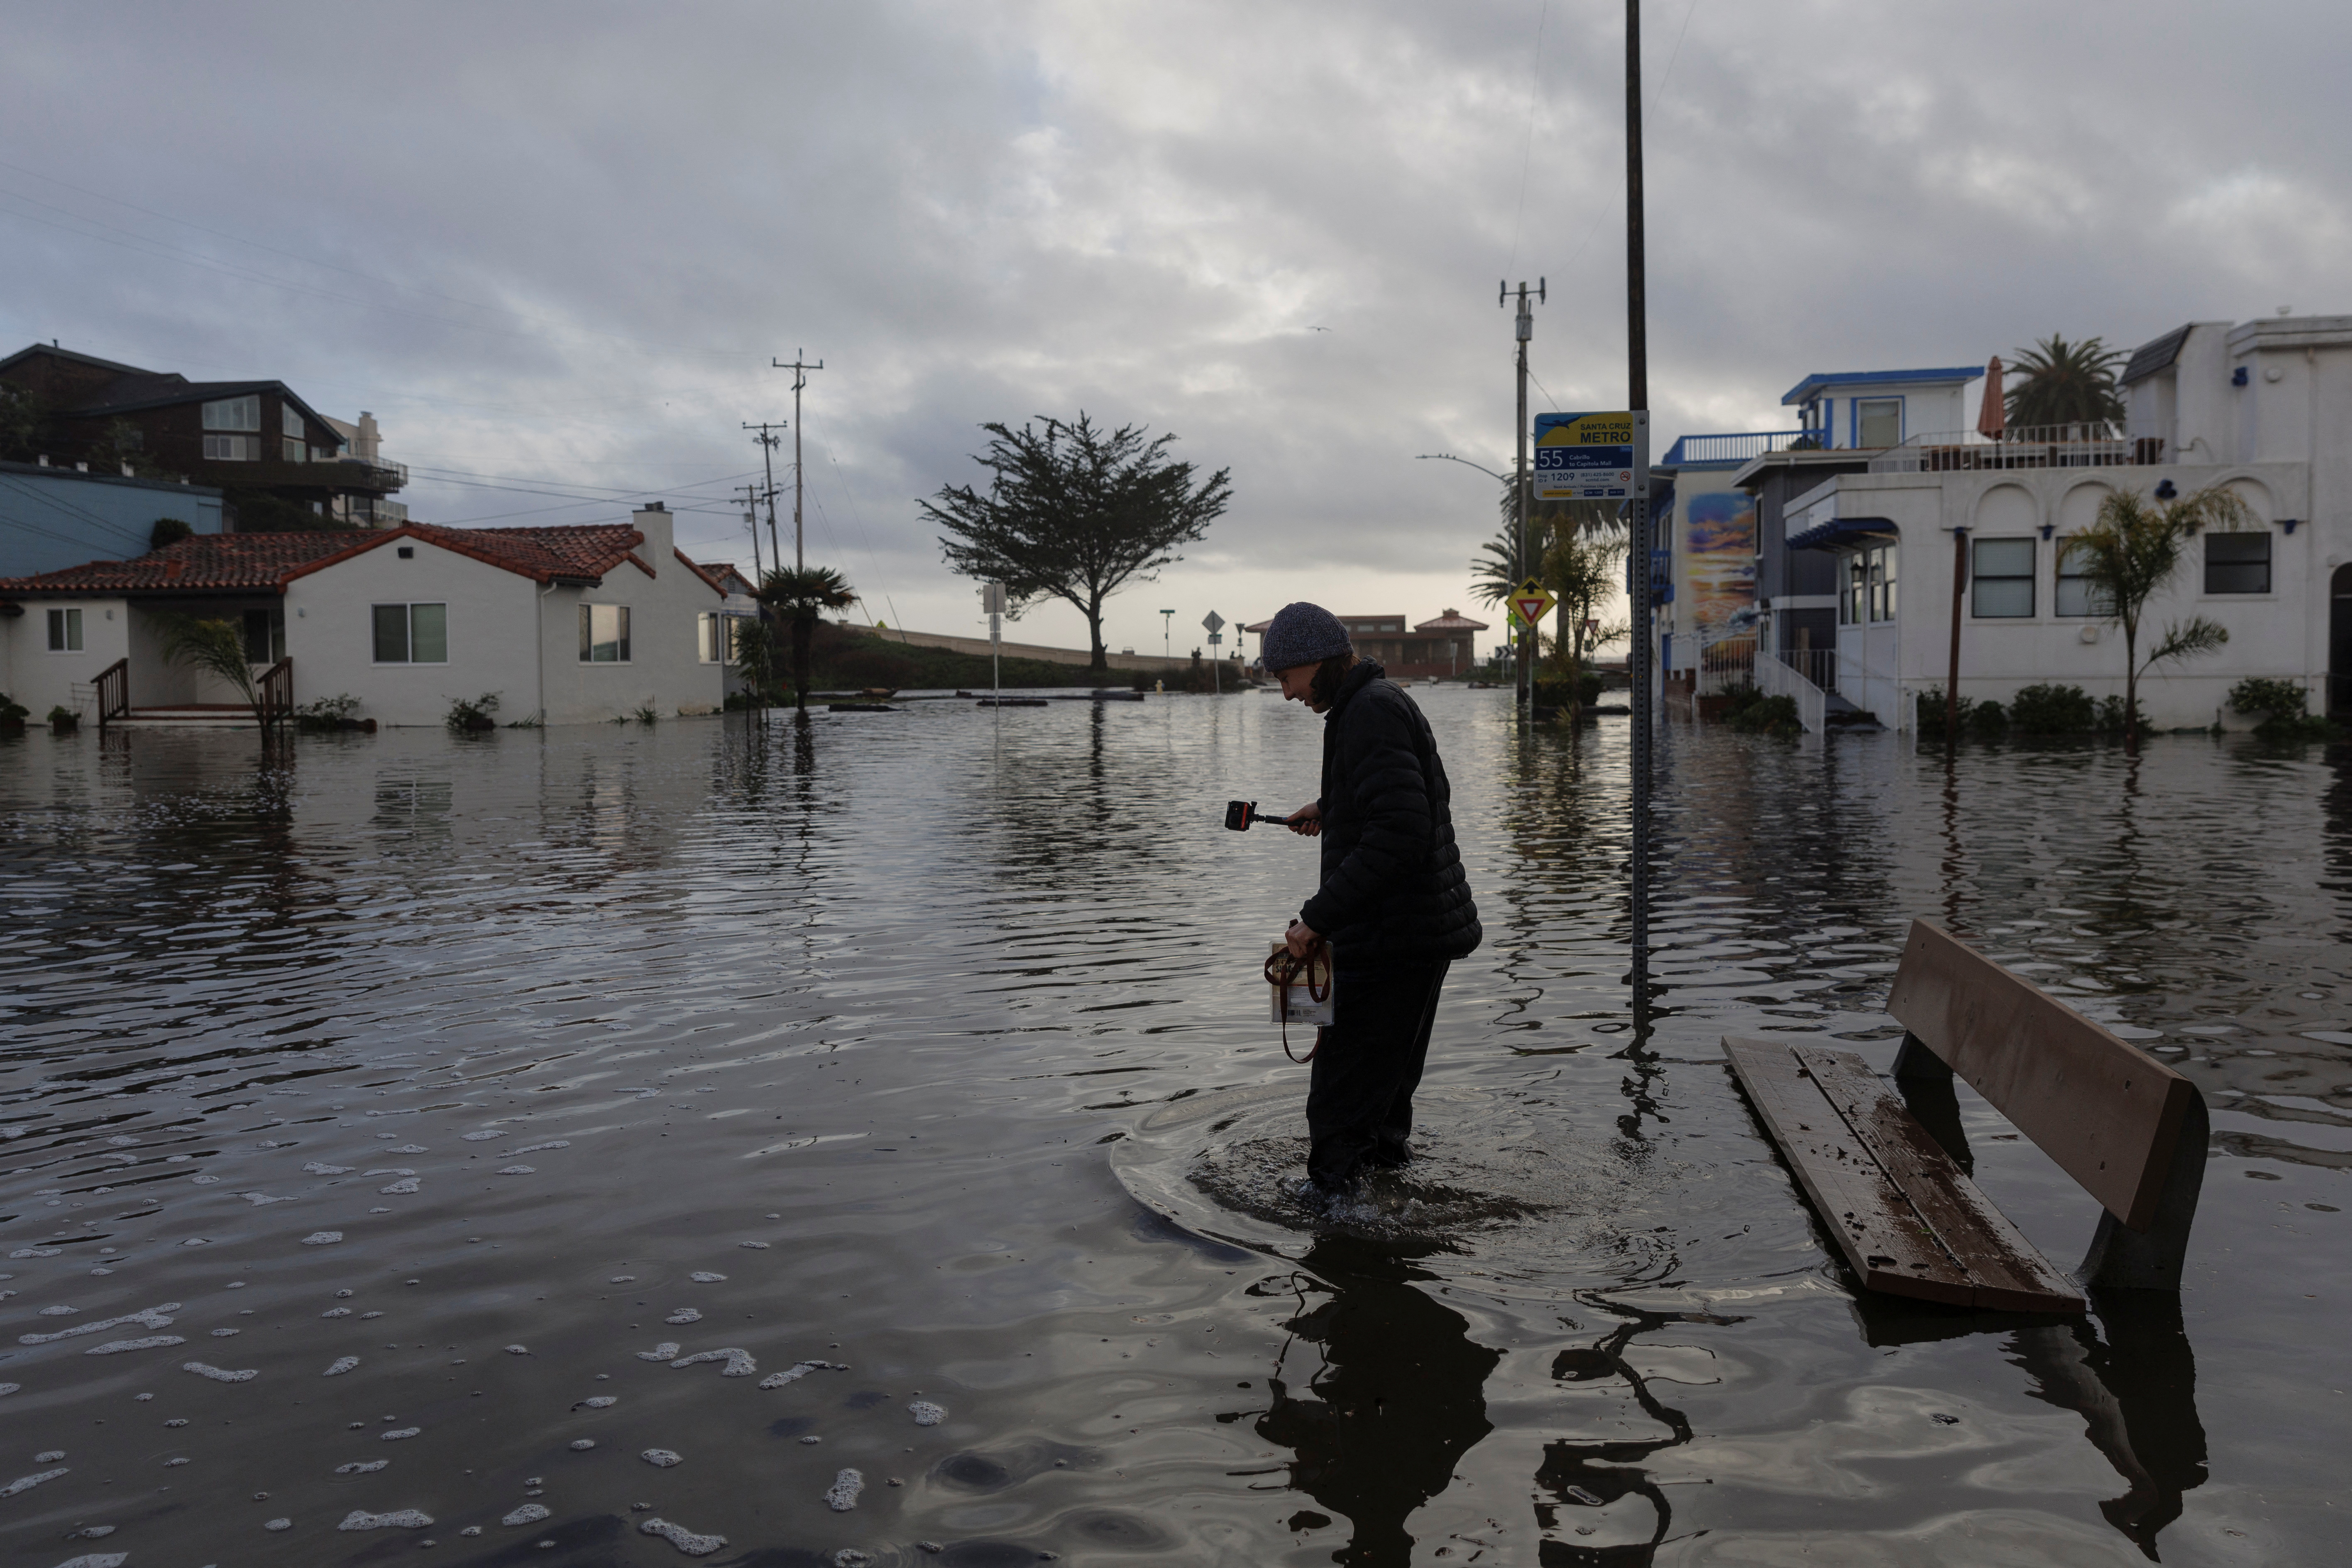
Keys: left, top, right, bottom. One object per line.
{"left": 202, "top": 433, "right": 260, "bottom": 461}
{"left": 1870, "top": 543, "right": 1898, "bottom": 621}
{"left": 1839, "top": 543, "right": 1898, "bottom": 624}
{"left": 698, "top": 612, "right": 749, "bottom": 665}
{"left": 1973, "top": 537, "right": 2035, "bottom": 617}
{"left": 2055, "top": 538, "right": 2108, "bottom": 616}
{"left": 2205, "top": 532, "right": 2271, "bottom": 594}
{"left": 46, "top": 607, "right": 83, "bottom": 651}
{"left": 202, "top": 395, "right": 259, "bottom": 431}
{"left": 1857, "top": 397, "right": 1903, "bottom": 448}
{"left": 372, "top": 602, "right": 447, "bottom": 664}
{"left": 580, "top": 603, "right": 631, "bottom": 663}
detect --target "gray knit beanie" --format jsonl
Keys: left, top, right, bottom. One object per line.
{"left": 1260, "top": 602, "right": 1351, "bottom": 672}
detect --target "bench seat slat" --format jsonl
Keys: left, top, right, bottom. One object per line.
{"left": 1795, "top": 1048, "right": 2085, "bottom": 1314}
{"left": 1723, "top": 1037, "right": 1975, "bottom": 1306}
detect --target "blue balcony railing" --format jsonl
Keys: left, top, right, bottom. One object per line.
{"left": 1661, "top": 430, "right": 1816, "bottom": 466}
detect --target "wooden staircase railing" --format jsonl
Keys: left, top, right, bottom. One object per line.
{"left": 258, "top": 657, "right": 293, "bottom": 730}
{"left": 94, "top": 658, "right": 130, "bottom": 729}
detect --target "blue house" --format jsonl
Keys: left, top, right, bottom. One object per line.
{"left": 0, "top": 458, "right": 225, "bottom": 579}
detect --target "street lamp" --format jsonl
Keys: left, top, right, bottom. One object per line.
{"left": 1160, "top": 609, "right": 1174, "bottom": 667}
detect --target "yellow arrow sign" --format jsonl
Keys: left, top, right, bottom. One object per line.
{"left": 1507, "top": 577, "right": 1556, "bottom": 629}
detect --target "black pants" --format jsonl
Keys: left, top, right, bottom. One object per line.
{"left": 1306, "top": 960, "right": 1449, "bottom": 1191}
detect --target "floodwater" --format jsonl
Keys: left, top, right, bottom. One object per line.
{"left": 1, "top": 692, "right": 2348, "bottom": 1567}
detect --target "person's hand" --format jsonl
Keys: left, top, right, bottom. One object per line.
{"left": 1286, "top": 802, "right": 1322, "bottom": 837}
{"left": 1286, "top": 919, "right": 1321, "bottom": 959}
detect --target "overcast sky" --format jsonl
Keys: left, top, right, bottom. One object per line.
{"left": 5, "top": 1, "right": 2347, "bottom": 658}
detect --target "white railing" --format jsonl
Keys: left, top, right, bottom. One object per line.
{"left": 1694, "top": 639, "right": 1756, "bottom": 696}
{"left": 1869, "top": 423, "right": 2163, "bottom": 474}
{"left": 1755, "top": 647, "right": 1826, "bottom": 734}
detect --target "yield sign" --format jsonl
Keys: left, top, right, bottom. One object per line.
{"left": 1508, "top": 577, "right": 1556, "bottom": 629}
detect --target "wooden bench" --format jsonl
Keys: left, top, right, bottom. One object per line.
{"left": 1724, "top": 919, "right": 2208, "bottom": 1312}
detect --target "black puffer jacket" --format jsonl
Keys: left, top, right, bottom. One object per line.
{"left": 1297, "top": 660, "right": 1481, "bottom": 974}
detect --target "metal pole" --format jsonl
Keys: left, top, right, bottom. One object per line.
{"left": 1946, "top": 528, "right": 1967, "bottom": 746}
{"left": 769, "top": 354, "right": 824, "bottom": 573}
{"left": 1517, "top": 294, "right": 1531, "bottom": 718}
{"left": 744, "top": 423, "right": 785, "bottom": 572}
{"left": 1626, "top": 0, "right": 1651, "bottom": 985}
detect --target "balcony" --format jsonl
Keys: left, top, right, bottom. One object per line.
{"left": 1868, "top": 424, "right": 2162, "bottom": 475}
{"left": 1662, "top": 430, "right": 1815, "bottom": 466}
{"left": 189, "top": 454, "right": 407, "bottom": 494}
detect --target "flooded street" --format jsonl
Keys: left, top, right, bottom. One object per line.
{"left": 4, "top": 691, "right": 2350, "bottom": 1566}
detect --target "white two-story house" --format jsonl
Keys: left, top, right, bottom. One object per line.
{"left": 1736, "top": 317, "right": 2352, "bottom": 731}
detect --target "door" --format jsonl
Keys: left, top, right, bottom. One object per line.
{"left": 2333, "top": 565, "right": 2352, "bottom": 717}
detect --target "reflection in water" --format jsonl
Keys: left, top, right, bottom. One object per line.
{"left": 1256, "top": 1236, "right": 1502, "bottom": 1564}
{"left": 2017, "top": 1296, "right": 2208, "bottom": 1560}
{"left": 1532, "top": 1293, "right": 1711, "bottom": 1566}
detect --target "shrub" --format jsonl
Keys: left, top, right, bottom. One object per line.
{"left": 1915, "top": 687, "right": 1980, "bottom": 738}
{"left": 446, "top": 692, "right": 500, "bottom": 732}
{"left": 0, "top": 692, "right": 27, "bottom": 724}
{"left": 150, "top": 516, "right": 194, "bottom": 550}
{"left": 2093, "top": 694, "right": 2144, "bottom": 735}
{"left": 295, "top": 693, "right": 359, "bottom": 731}
{"left": 2008, "top": 684, "right": 2097, "bottom": 734}
{"left": 48, "top": 704, "right": 78, "bottom": 725}
{"left": 632, "top": 703, "right": 659, "bottom": 726}
{"left": 2229, "top": 676, "right": 2331, "bottom": 739}
{"left": 1968, "top": 699, "right": 2010, "bottom": 737}
{"left": 1726, "top": 692, "right": 1802, "bottom": 736}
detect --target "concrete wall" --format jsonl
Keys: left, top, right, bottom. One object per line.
{"left": 284, "top": 539, "right": 545, "bottom": 726}
{"left": 0, "top": 461, "right": 225, "bottom": 578}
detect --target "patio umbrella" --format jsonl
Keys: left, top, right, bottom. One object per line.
{"left": 1976, "top": 355, "right": 2006, "bottom": 439}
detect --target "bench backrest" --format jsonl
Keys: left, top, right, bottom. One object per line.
{"left": 1886, "top": 919, "right": 2196, "bottom": 1232}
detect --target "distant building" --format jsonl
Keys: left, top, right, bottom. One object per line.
{"left": 0, "top": 504, "right": 726, "bottom": 727}
{"left": 1242, "top": 610, "right": 1489, "bottom": 679}
{"left": 0, "top": 343, "right": 406, "bottom": 528}
{"left": 697, "top": 560, "right": 760, "bottom": 697}
{"left": 1732, "top": 318, "right": 2352, "bottom": 731}
{"left": 0, "top": 457, "right": 225, "bottom": 579}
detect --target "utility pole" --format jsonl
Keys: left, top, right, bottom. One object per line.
{"left": 1160, "top": 609, "right": 1174, "bottom": 672}
{"left": 1502, "top": 278, "right": 1544, "bottom": 717}
{"left": 736, "top": 482, "right": 764, "bottom": 584}
{"left": 743, "top": 421, "right": 786, "bottom": 573}
{"left": 1626, "top": 0, "right": 1653, "bottom": 987}
{"left": 771, "top": 352, "right": 824, "bottom": 572}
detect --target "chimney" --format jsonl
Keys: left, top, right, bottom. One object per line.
{"left": 632, "top": 502, "right": 670, "bottom": 574}
{"left": 355, "top": 411, "right": 379, "bottom": 461}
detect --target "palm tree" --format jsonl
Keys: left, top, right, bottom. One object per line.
{"left": 156, "top": 614, "right": 265, "bottom": 725}
{"left": 2005, "top": 334, "right": 2127, "bottom": 430}
{"left": 756, "top": 565, "right": 858, "bottom": 710}
{"left": 2068, "top": 485, "right": 2245, "bottom": 750}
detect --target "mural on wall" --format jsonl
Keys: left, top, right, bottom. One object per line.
{"left": 1685, "top": 489, "right": 1758, "bottom": 651}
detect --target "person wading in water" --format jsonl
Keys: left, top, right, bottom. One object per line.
{"left": 1263, "top": 601, "right": 1481, "bottom": 1205}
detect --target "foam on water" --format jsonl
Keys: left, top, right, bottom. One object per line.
{"left": 86, "top": 1336, "right": 186, "bottom": 1355}
{"left": 510, "top": 1142, "right": 570, "bottom": 1154}
{"left": 641, "top": 1448, "right": 683, "bottom": 1467}
{"left": 663, "top": 1308, "right": 702, "bottom": 1325}
{"left": 576, "top": 1395, "right": 617, "bottom": 1409}
{"left": 301, "top": 1232, "right": 343, "bottom": 1246}
{"left": 0, "top": 1467, "right": 67, "bottom": 1497}
{"left": 462, "top": 1131, "right": 501, "bottom": 1142}
{"left": 639, "top": 1517, "right": 726, "bottom": 1556}
{"left": 183, "top": 1363, "right": 257, "bottom": 1382}
{"left": 569, "top": 1438, "right": 596, "bottom": 1449}
{"left": 497, "top": 1165, "right": 535, "bottom": 1175}
{"left": 670, "top": 1347, "right": 755, "bottom": 1376}
{"left": 687, "top": 1272, "right": 727, "bottom": 1283}
{"left": 379, "top": 1178, "right": 421, "bottom": 1195}
{"left": 53, "top": 1554, "right": 127, "bottom": 1568}
{"left": 335, "top": 1459, "right": 389, "bottom": 1475}
{"left": 338, "top": 1508, "right": 433, "bottom": 1530}
{"left": 503, "top": 1503, "right": 551, "bottom": 1525}
{"left": 636, "top": 1341, "right": 681, "bottom": 1361}
{"left": 381, "top": 1426, "right": 420, "bottom": 1441}
{"left": 20, "top": 1304, "right": 178, "bottom": 1344}
{"left": 325, "top": 1356, "right": 360, "bottom": 1375}
{"left": 504, "top": 1344, "right": 531, "bottom": 1355}
{"left": 909, "top": 1401, "right": 946, "bottom": 1426}
{"left": 303, "top": 1163, "right": 353, "bottom": 1174}
{"left": 758, "top": 1360, "right": 847, "bottom": 1389}
{"left": 824, "top": 1467, "right": 864, "bottom": 1511}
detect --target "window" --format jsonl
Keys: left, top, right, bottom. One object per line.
{"left": 46, "top": 607, "right": 83, "bottom": 651}
{"left": 281, "top": 402, "right": 306, "bottom": 438}
{"left": 699, "top": 612, "right": 748, "bottom": 665}
{"left": 242, "top": 608, "right": 285, "bottom": 664}
{"left": 281, "top": 438, "right": 307, "bottom": 463}
{"left": 372, "top": 602, "right": 447, "bottom": 664}
{"left": 1973, "top": 537, "right": 2036, "bottom": 617}
{"left": 579, "top": 603, "right": 631, "bottom": 663}
{"left": 1857, "top": 397, "right": 1903, "bottom": 448}
{"left": 202, "top": 433, "right": 260, "bottom": 461}
{"left": 2055, "top": 538, "right": 2108, "bottom": 616}
{"left": 1839, "top": 543, "right": 1898, "bottom": 624}
{"left": 202, "top": 395, "right": 259, "bottom": 431}
{"left": 1842, "top": 553, "right": 1865, "bottom": 625}
{"left": 1870, "top": 543, "right": 1898, "bottom": 622}
{"left": 2205, "top": 532, "right": 2271, "bottom": 594}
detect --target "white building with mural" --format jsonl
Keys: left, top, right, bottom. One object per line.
{"left": 1734, "top": 318, "right": 2352, "bottom": 731}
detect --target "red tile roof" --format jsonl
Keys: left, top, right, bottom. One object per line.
{"left": 0, "top": 523, "right": 651, "bottom": 595}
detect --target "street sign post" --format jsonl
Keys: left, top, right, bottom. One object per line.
{"left": 1533, "top": 411, "right": 1645, "bottom": 502}
{"left": 1203, "top": 612, "right": 1224, "bottom": 694}
{"left": 979, "top": 582, "right": 1008, "bottom": 700}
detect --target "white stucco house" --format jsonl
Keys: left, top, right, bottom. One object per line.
{"left": 1734, "top": 316, "right": 2352, "bottom": 731}
{"left": 0, "top": 503, "right": 731, "bottom": 726}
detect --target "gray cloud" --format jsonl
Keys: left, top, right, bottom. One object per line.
{"left": 4, "top": 0, "right": 2345, "bottom": 653}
